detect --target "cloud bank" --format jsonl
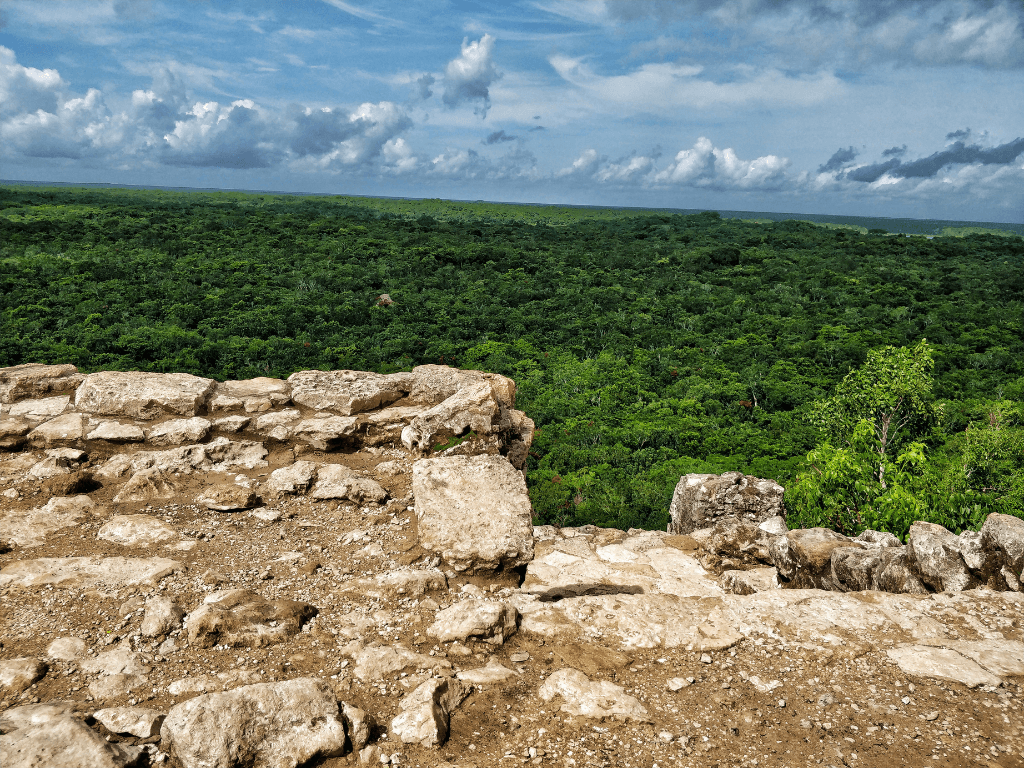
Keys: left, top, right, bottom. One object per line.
{"left": 442, "top": 34, "right": 501, "bottom": 117}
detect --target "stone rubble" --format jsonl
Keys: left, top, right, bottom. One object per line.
{"left": 0, "top": 363, "right": 1022, "bottom": 768}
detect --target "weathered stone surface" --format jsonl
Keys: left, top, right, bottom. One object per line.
{"left": 0, "top": 658, "right": 47, "bottom": 694}
{"left": 906, "top": 521, "right": 978, "bottom": 592}
{"left": 166, "top": 671, "right": 262, "bottom": 697}
{"left": 413, "top": 454, "right": 534, "bottom": 573}
{"left": 981, "top": 512, "right": 1024, "bottom": 583}
{"left": 0, "top": 715, "right": 142, "bottom": 768}
{"left": 112, "top": 467, "right": 178, "bottom": 504}
{"left": 86, "top": 421, "right": 145, "bottom": 443}
{"left": 769, "top": 528, "right": 861, "bottom": 589}
{"left": 140, "top": 596, "right": 186, "bottom": 637}
{"left": 98, "top": 515, "right": 180, "bottom": 547}
{"left": 668, "top": 471, "right": 785, "bottom": 535}
{"left": 0, "top": 364, "right": 83, "bottom": 404}
{"left": 212, "top": 415, "right": 250, "bottom": 433}
{"left": 456, "top": 660, "right": 520, "bottom": 685}
{"left": 145, "top": 417, "right": 212, "bottom": 446}
{"left": 0, "top": 702, "right": 86, "bottom": 735}
{"left": 339, "top": 568, "right": 447, "bottom": 599}
{"left": 213, "top": 377, "right": 292, "bottom": 412}
{"left": 161, "top": 678, "right": 347, "bottom": 768}
{"left": 92, "top": 707, "right": 164, "bottom": 738}
{"left": 197, "top": 484, "right": 258, "bottom": 511}
{"left": 0, "top": 495, "right": 97, "bottom": 547}
{"left": 253, "top": 409, "right": 301, "bottom": 432}
{"left": 887, "top": 645, "right": 1001, "bottom": 688}
{"left": 718, "top": 567, "right": 778, "bottom": 595}
{"left": 267, "top": 461, "right": 318, "bottom": 494}
{"left": 89, "top": 673, "right": 147, "bottom": 701}
{"left": 288, "top": 369, "right": 409, "bottom": 414}
{"left": 389, "top": 677, "right": 469, "bottom": 747}
{"left": 401, "top": 380, "right": 502, "bottom": 453}
{"left": 0, "top": 556, "right": 183, "bottom": 590}
{"left": 873, "top": 547, "right": 929, "bottom": 594}
{"left": 539, "top": 668, "right": 650, "bottom": 721}
{"left": 856, "top": 529, "right": 903, "bottom": 548}
{"left": 81, "top": 647, "right": 150, "bottom": 677}
{"left": 10, "top": 396, "right": 70, "bottom": 420}
{"left": 292, "top": 416, "right": 359, "bottom": 451}
{"left": 309, "top": 463, "right": 387, "bottom": 503}
{"left": 351, "top": 644, "right": 450, "bottom": 682}
{"left": 341, "top": 703, "right": 373, "bottom": 752}
{"left": 75, "top": 371, "right": 216, "bottom": 419}
{"left": 119, "top": 436, "right": 267, "bottom": 476}
{"left": 27, "top": 413, "right": 86, "bottom": 447}
{"left": 46, "top": 637, "right": 87, "bottom": 661}
{"left": 184, "top": 589, "right": 318, "bottom": 648}
{"left": 407, "top": 364, "right": 514, "bottom": 407}
{"left": 427, "top": 599, "right": 519, "bottom": 645}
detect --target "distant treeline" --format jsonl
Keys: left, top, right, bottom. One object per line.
{"left": 2, "top": 184, "right": 1022, "bottom": 534}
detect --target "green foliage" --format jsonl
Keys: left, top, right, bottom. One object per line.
{"left": 2, "top": 183, "right": 1023, "bottom": 533}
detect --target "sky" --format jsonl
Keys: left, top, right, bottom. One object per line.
{"left": 1, "top": 0, "right": 1022, "bottom": 222}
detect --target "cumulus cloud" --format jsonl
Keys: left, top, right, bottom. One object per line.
{"left": 604, "top": 0, "right": 1024, "bottom": 69}
{"left": 0, "top": 46, "right": 412, "bottom": 174}
{"left": 429, "top": 143, "right": 539, "bottom": 181}
{"left": 818, "top": 146, "right": 858, "bottom": 174}
{"left": 442, "top": 34, "right": 501, "bottom": 116}
{"left": 557, "top": 137, "right": 789, "bottom": 190}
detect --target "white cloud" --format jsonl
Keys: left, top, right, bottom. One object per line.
{"left": 442, "top": 34, "right": 502, "bottom": 116}
{"left": 0, "top": 45, "right": 64, "bottom": 114}
{"left": 549, "top": 55, "right": 842, "bottom": 110}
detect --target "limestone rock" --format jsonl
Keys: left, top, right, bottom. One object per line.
{"left": 75, "top": 371, "right": 216, "bottom": 419}
{"left": 0, "top": 658, "right": 48, "bottom": 694}
{"left": 140, "top": 596, "right": 186, "bottom": 637}
{"left": 668, "top": 471, "right": 785, "bottom": 535}
{"left": 81, "top": 647, "right": 150, "bottom": 677}
{"left": 0, "top": 495, "right": 97, "bottom": 548}
{"left": 855, "top": 529, "right": 903, "bottom": 548}
{"left": 92, "top": 707, "right": 165, "bottom": 738}
{"left": 887, "top": 645, "right": 1001, "bottom": 688}
{"left": 86, "top": 421, "right": 145, "bottom": 443}
{"left": 145, "top": 417, "right": 212, "bottom": 446}
{"left": 0, "top": 364, "right": 84, "bottom": 404}
{"left": 0, "top": 556, "right": 183, "bottom": 590}
{"left": 769, "top": 528, "right": 861, "bottom": 589}
{"left": 718, "top": 567, "right": 779, "bottom": 595}
{"left": 213, "top": 377, "right": 292, "bottom": 412}
{"left": 288, "top": 369, "right": 410, "bottom": 414}
{"left": 89, "top": 674, "right": 147, "bottom": 701}
{"left": 0, "top": 715, "right": 142, "bottom": 768}
{"left": 166, "top": 671, "right": 261, "bottom": 697}
{"left": 351, "top": 644, "right": 451, "bottom": 682}
{"left": 10, "top": 396, "right": 70, "bottom": 420}
{"left": 538, "top": 668, "right": 650, "bottom": 721}
{"left": 427, "top": 599, "right": 519, "bottom": 645}
{"left": 456, "top": 660, "right": 520, "bottom": 685}
{"left": 46, "top": 637, "right": 87, "bottom": 661}
{"left": 160, "top": 678, "right": 347, "bottom": 768}
{"left": 401, "top": 380, "right": 502, "bottom": 453}
{"left": 112, "top": 467, "right": 178, "bottom": 504}
{"left": 981, "top": 512, "right": 1024, "bottom": 584}
{"left": 197, "top": 484, "right": 258, "bottom": 511}
{"left": 310, "top": 463, "right": 387, "bottom": 503}
{"left": 0, "top": 702, "right": 86, "bottom": 735}
{"left": 184, "top": 589, "right": 318, "bottom": 648}
{"left": 389, "top": 677, "right": 469, "bottom": 747}
{"left": 98, "top": 515, "right": 180, "bottom": 547}
{"left": 27, "top": 413, "right": 86, "bottom": 448}
{"left": 292, "top": 416, "right": 359, "bottom": 451}
{"left": 0, "top": 417, "right": 31, "bottom": 450}
{"left": 340, "top": 568, "right": 447, "bottom": 599}
{"left": 341, "top": 703, "right": 373, "bottom": 752}
{"left": 906, "top": 521, "right": 978, "bottom": 592}
{"left": 267, "top": 461, "right": 318, "bottom": 494}
{"left": 413, "top": 454, "right": 534, "bottom": 573}
{"left": 212, "top": 415, "right": 250, "bottom": 433}
{"left": 254, "top": 409, "right": 301, "bottom": 432}
{"left": 407, "top": 364, "right": 513, "bottom": 407}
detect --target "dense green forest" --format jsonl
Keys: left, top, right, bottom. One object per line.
{"left": 2, "top": 184, "right": 1022, "bottom": 536}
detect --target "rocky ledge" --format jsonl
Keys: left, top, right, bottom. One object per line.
{"left": 0, "top": 364, "right": 1021, "bottom": 768}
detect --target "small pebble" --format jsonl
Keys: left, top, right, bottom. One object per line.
{"left": 510, "top": 652, "right": 530, "bottom": 663}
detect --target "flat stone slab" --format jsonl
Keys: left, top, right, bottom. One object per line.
{"left": 539, "top": 668, "right": 649, "bottom": 721}
{"left": 887, "top": 645, "right": 1002, "bottom": 688}
{"left": 75, "top": 371, "right": 216, "bottom": 419}
{"left": 0, "top": 556, "right": 184, "bottom": 590}
{"left": 0, "top": 364, "right": 83, "bottom": 404}
{"left": 0, "top": 495, "right": 98, "bottom": 547}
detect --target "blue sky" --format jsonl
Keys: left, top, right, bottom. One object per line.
{"left": 1, "top": 0, "right": 1022, "bottom": 222}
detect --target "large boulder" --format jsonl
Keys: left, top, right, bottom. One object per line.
{"left": 0, "top": 658, "right": 48, "bottom": 695}
{"left": 309, "top": 464, "right": 387, "bottom": 503}
{"left": 667, "top": 471, "right": 785, "bottom": 535}
{"left": 160, "top": 678, "right": 347, "bottom": 768}
{"left": 412, "top": 454, "right": 534, "bottom": 573}
{"left": 830, "top": 546, "right": 928, "bottom": 594}
{"left": 184, "top": 589, "right": 318, "bottom": 648}
{"left": 980, "top": 513, "right": 1024, "bottom": 590}
{"left": 426, "top": 599, "right": 519, "bottom": 645}
{"left": 768, "top": 527, "right": 861, "bottom": 589}
{"left": 401, "top": 380, "right": 501, "bottom": 453}
{"left": 1, "top": 714, "right": 142, "bottom": 768}
{"left": 0, "top": 495, "right": 98, "bottom": 548}
{"left": 291, "top": 416, "right": 359, "bottom": 451}
{"left": 389, "top": 677, "right": 469, "bottom": 748}
{"left": 75, "top": 371, "right": 216, "bottom": 419}
{"left": 145, "top": 417, "right": 212, "bottom": 446}
{"left": 0, "top": 364, "right": 84, "bottom": 404}
{"left": 112, "top": 467, "right": 178, "bottom": 504}
{"left": 27, "top": 413, "right": 86, "bottom": 448}
{"left": 287, "top": 369, "right": 411, "bottom": 414}
{"left": 211, "top": 377, "right": 292, "bottom": 412}
{"left": 906, "top": 521, "right": 978, "bottom": 592}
